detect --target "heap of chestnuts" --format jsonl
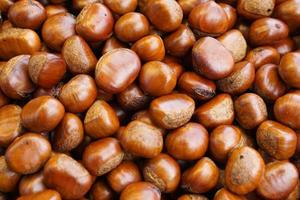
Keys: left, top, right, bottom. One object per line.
{"left": 0, "top": 0, "right": 300, "bottom": 199}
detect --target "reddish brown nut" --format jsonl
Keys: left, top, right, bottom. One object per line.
{"left": 95, "top": 48, "right": 141, "bottom": 94}
{"left": 139, "top": 61, "right": 177, "bottom": 97}
{"left": 162, "top": 56, "right": 185, "bottom": 79}
{"left": 17, "top": 189, "right": 61, "bottom": 200}
{"left": 28, "top": 52, "right": 66, "bottom": 89}
{"left": 192, "top": 37, "right": 234, "bottom": 80}
{"left": 45, "top": 5, "right": 67, "bottom": 18}
{"left": 182, "top": 157, "right": 219, "bottom": 193}
{"left": 257, "top": 120, "right": 297, "bottom": 160}
{"left": 177, "top": 0, "right": 211, "bottom": 15}
{"left": 59, "top": 74, "right": 97, "bottom": 113}
{"left": 237, "top": 0, "right": 275, "bottom": 19}
{"left": 104, "top": 0, "right": 137, "bottom": 15}
{"left": 195, "top": 94, "right": 234, "bottom": 129}
{"left": 53, "top": 113, "right": 84, "bottom": 152}
{"left": 166, "top": 122, "right": 208, "bottom": 160}
{"left": 21, "top": 96, "right": 65, "bottom": 132}
{"left": 257, "top": 161, "right": 299, "bottom": 199}
{"left": 0, "top": 105, "right": 22, "bottom": 148}
{"left": 225, "top": 147, "right": 265, "bottom": 195}
{"left": 107, "top": 161, "right": 142, "bottom": 193}
{"left": 217, "top": 61, "right": 255, "bottom": 95}
{"left": 84, "top": 100, "right": 120, "bottom": 139}
{"left": 272, "top": 38, "right": 296, "bottom": 56}
{"left": 102, "top": 36, "right": 127, "bottom": 55}
{"left": 178, "top": 194, "right": 209, "bottom": 200}
{"left": 8, "top": 0, "right": 46, "bottom": 29}
{"left": 114, "top": 12, "right": 149, "bottom": 42}
{"left": 76, "top": 3, "right": 114, "bottom": 42}
{"left": 214, "top": 188, "right": 245, "bottom": 200}
{"left": 19, "top": 171, "right": 46, "bottom": 196}
{"left": 44, "top": 153, "right": 93, "bottom": 199}
{"left": 120, "top": 182, "right": 161, "bottom": 200}
{"left": 245, "top": 46, "right": 280, "bottom": 69}
{"left": 149, "top": 93, "right": 195, "bottom": 129}
{"left": 72, "top": 0, "right": 99, "bottom": 11}
{"left": 278, "top": 52, "right": 300, "bottom": 88}
{"left": 219, "top": 3, "right": 237, "bottom": 30}
{"left": 42, "top": 12, "right": 76, "bottom": 51}
{"left": 90, "top": 179, "right": 114, "bottom": 200}
{"left": 0, "top": 156, "right": 20, "bottom": 193}
{"left": 62, "top": 35, "right": 97, "bottom": 74}
{"left": 83, "top": 137, "right": 124, "bottom": 176}
{"left": 254, "top": 64, "right": 287, "bottom": 102}
{"left": 33, "top": 83, "right": 63, "bottom": 98}
{"left": 145, "top": 0, "right": 183, "bottom": 32}
{"left": 131, "top": 35, "right": 165, "bottom": 62}
{"left": 249, "top": 17, "right": 289, "bottom": 46}
{"left": 234, "top": 93, "right": 268, "bottom": 129}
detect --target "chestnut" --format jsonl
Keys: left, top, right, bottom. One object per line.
{"left": 219, "top": 3, "right": 237, "bottom": 30}
{"left": 72, "top": 0, "right": 99, "bottom": 11}
{"left": 0, "top": 156, "right": 20, "bottom": 193}
{"left": 272, "top": 38, "right": 296, "bottom": 56}
{"left": 237, "top": 0, "right": 275, "bottom": 19}
{"left": 177, "top": 0, "right": 211, "bottom": 16}
{"left": 102, "top": 36, "right": 127, "bottom": 55}
{"left": 214, "top": 188, "right": 245, "bottom": 200}
{"left": 45, "top": 5, "right": 67, "bottom": 18}
{"left": 120, "top": 182, "right": 161, "bottom": 200}
{"left": 245, "top": 46, "right": 280, "bottom": 69}
{"left": 19, "top": 171, "right": 46, "bottom": 196}
{"left": 104, "top": 0, "right": 137, "bottom": 15}
{"left": 90, "top": 179, "right": 114, "bottom": 200}
{"left": 278, "top": 52, "right": 300, "bottom": 88}
{"left": 178, "top": 194, "right": 208, "bottom": 200}
{"left": 17, "top": 190, "right": 61, "bottom": 200}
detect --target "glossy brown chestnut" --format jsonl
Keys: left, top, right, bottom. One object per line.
{"left": 19, "top": 171, "right": 46, "bottom": 196}
{"left": 278, "top": 52, "right": 300, "bottom": 88}
{"left": 43, "top": 153, "right": 93, "bottom": 199}
{"left": 181, "top": 157, "right": 219, "bottom": 193}
{"left": 90, "top": 179, "right": 114, "bottom": 200}
{"left": 28, "top": 52, "right": 66, "bottom": 88}
{"left": 272, "top": 38, "right": 296, "bottom": 56}
{"left": 177, "top": 0, "right": 211, "bottom": 15}
{"left": 59, "top": 74, "right": 97, "bottom": 113}
{"left": 214, "top": 188, "right": 245, "bottom": 200}
{"left": 8, "top": 0, "right": 46, "bottom": 29}
{"left": 107, "top": 161, "right": 142, "bottom": 193}
{"left": 75, "top": 3, "right": 114, "bottom": 42}
{"left": 131, "top": 35, "right": 165, "bottom": 62}
{"left": 53, "top": 113, "right": 84, "bottom": 152}
{"left": 256, "top": 161, "right": 299, "bottom": 199}
{"left": 83, "top": 137, "right": 124, "bottom": 176}
{"left": 17, "top": 190, "right": 61, "bottom": 200}
{"left": 21, "top": 96, "right": 65, "bottom": 132}
{"left": 114, "top": 12, "right": 149, "bottom": 42}
{"left": 0, "top": 105, "right": 22, "bottom": 147}
{"left": 225, "top": 147, "right": 265, "bottom": 195}
{"left": 145, "top": 0, "right": 183, "bottom": 32}
{"left": 162, "top": 56, "right": 185, "bottom": 79}
{"left": 102, "top": 36, "right": 127, "bottom": 55}
{"left": 42, "top": 12, "right": 76, "bottom": 51}
{"left": 257, "top": 120, "right": 297, "bottom": 160}
{"left": 178, "top": 194, "right": 209, "bottom": 200}
{"left": 104, "top": 0, "right": 137, "bottom": 15}
{"left": 195, "top": 94, "right": 234, "bottom": 129}
{"left": 0, "top": 156, "right": 20, "bottom": 193}
{"left": 45, "top": 5, "right": 67, "bottom": 18}
{"left": 245, "top": 46, "right": 280, "bottom": 69}
{"left": 95, "top": 48, "right": 141, "bottom": 94}
{"left": 149, "top": 93, "right": 195, "bottom": 129}
{"left": 120, "top": 182, "right": 161, "bottom": 200}
{"left": 119, "top": 120, "right": 163, "bottom": 158}
{"left": 237, "top": 0, "right": 275, "bottom": 19}
{"left": 192, "top": 37, "right": 234, "bottom": 80}
{"left": 62, "top": 35, "right": 97, "bottom": 74}
{"left": 234, "top": 93, "right": 267, "bottom": 129}
{"left": 72, "top": 0, "right": 99, "bottom": 11}
{"left": 219, "top": 3, "right": 237, "bottom": 30}
{"left": 33, "top": 82, "right": 63, "bottom": 98}
{"left": 84, "top": 100, "right": 120, "bottom": 138}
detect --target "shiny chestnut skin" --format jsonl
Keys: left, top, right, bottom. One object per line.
{"left": 28, "top": 52, "right": 66, "bottom": 89}
{"left": 274, "top": 91, "right": 300, "bottom": 129}
{"left": 42, "top": 12, "right": 76, "bottom": 51}
{"left": 72, "top": 0, "right": 99, "bottom": 11}
{"left": 255, "top": 64, "right": 287, "bottom": 102}
{"left": 249, "top": 17, "right": 289, "bottom": 46}
{"left": 257, "top": 120, "right": 297, "bottom": 160}
{"left": 278, "top": 52, "right": 300, "bottom": 88}
{"left": 219, "top": 3, "right": 237, "bottom": 30}
{"left": 234, "top": 93, "right": 268, "bottom": 129}
{"left": 107, "top": 161, "right": 142, "bottom": 193}
{"left": 166, "top": 122, "right": 208, "bottom": 160}
{"left": 149, "top": 93, "right": 195, "bottom": 129}
{"left": 62, "top": 35, "right": 97, "bottom": 74}
{"left": 84, "top": 100, "right": 120, "bottom": 138}
{"left": 195, "top": 94, "right": 234, "bottom": 129}
{"left": 272, "top": 38, "right": 296, "bottom": 56}
{"left": 145, "top": 0, "right": 183, "bottom": 32}
{"left": 21, "top": 96, "right": 65, "bottom": 132}
{"left": 104, "top": 0, "right": 137, "bottom": 15}
{"left": 178, "top": 0, "right": 211, "bottom": 16}
{"left": 83, "top": 137, "right": 124, "bottom": 176}
{"left": 178, "top": 71, "right": 216, "bottom": 101}
{"left": 225, "top": 147, "right": 265, "bottom": 195}
{"left": 217, "top": 61, "right": 255, "bottom": 95}
{"left": 131, "top": 35, "right": 165, "bottom": 62}
{"left": 53, "top": 113, "right": 84, "bottom": 152}
{"left": 189, "top": 1, "right": 229, "bottom": 36}
{"left": 19, "top": 171, "right": 46, "bottom": 195}
{"left": 257, "top": 161, "right": 299, "bottom": 199}
{"left": 214, "top": 188, "right": 245, "bottom": 200}
{"left": 95, "top": 48, "right": 141, "bottom": 94}
{"left": 5, "top": 133, "right": 51, "bottom": 174}
{"left": 102, "top": 36, "right": 127, "bottom": 55}
{"left": 45, "top": 5, "right": 67, "bottom": 18}
{"left": 178, "top": 194, "right": 209, "bottom": 200}
{"left": 120, "top": 182, "right": 161, "bottom": 200}
{"left": 8, "top": 0, "right": 46, "bottom": 29}
{"left": 0, "top": 105, "right": 22, "bottom": 147}
{"left": 114, "top": 12, "right": 149, "bottom": 42}
{"left": 237, "top": 0, "right": 275, "bottom": 20}
{"left": 75, "top": 3, "right": 114, "bottom": 42}
{"left": 164, "top": 24, "right": 196, "bottom": 57}
{"left": 43, "top": 153, "right": 93, "bottom": 199}
{"left": 90, "top": 179, "right": 114, "bottom": 200}
{"left": 245, "top": 46, "right": 280, "bottom": 69}
{"left": 143, "top": 153, "right": 180, "bottom": 193}
{"left": 17, "top": 189, "right": 61, "bottom": 200}
{"left": 192, "top": 37, "right": 234, "bottom": 80}
{"left": 0, "top": 55, "right": 35, "bottom": 99}
{"left": 163, "top": 56, "right": 185, "bottom": 79}
{"left": 0, "top": 156, "right": 20, "bottom": 193}
{"left": 59, "top": 74, "right": 97, "bottom": 113}
{"left": 139, "top": 61, "right": 177, "bottom": 97}
{"left": 181, "top": 157, "right": 219, "bottom": 193}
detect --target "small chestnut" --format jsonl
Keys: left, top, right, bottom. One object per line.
{"left": 17, "top": 190, "right": 61, "bottom": 200}
{"left": 19, "top": 171, "right": 46, "bottom": 195}
{"left": 90, "top": 179, "right": 114, "bottom": 200}
{"left": 120, "top": 182, "right": 161, "bottom": 200}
